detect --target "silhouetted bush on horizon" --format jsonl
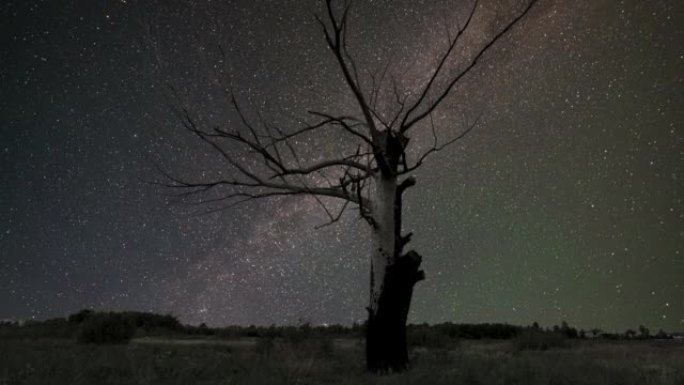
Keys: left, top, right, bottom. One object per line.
{"left": 71, "top": 310, "right": 183, "bottom": 338}
{"left": 77, "top": 312, "right": 135, "bottom": 344}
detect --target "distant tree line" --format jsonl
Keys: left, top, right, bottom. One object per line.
{"left": 0, "top": 310, "right": 677, "bottom": 346}
{"left": 0, "top": 310, "right": 184, "bottom": 343}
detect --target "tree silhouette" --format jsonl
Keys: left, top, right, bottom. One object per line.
{"left": 157, "top": 0, "right": 538, "bottom": 372}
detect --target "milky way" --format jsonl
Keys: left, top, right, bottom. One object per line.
{"left": 1, "top": 0, "right": 682, "bottom": 332}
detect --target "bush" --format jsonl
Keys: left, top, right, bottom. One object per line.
{"left": 514, "top": 329, "right": 567, "bottom": 351}
{"left": 124, "top": 311, "right": 182, "bottom": 333}
{"left": 408, "top": 324, "right": 456, "bottom": 349}
{"left": 68, "top": 309, "right": 94, "bottom": 324}
{"left": 77, "top": 312, "right": 135, "bottom": 344}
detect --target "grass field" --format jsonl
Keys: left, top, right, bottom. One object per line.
{"left": 1, "top": 337, "right": 682, "bottom": 385}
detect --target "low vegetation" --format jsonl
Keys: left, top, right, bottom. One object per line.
{"left": 1, "top": 311, "right": 682, "bottom": 384}
{"left": 1, "top": 336, "right": 682, "bottom": 384}
{"left": 514, "top": 329, "right": 568, "bottom": 351}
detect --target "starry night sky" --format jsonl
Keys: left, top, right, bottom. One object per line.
{"left": 1, "top": 0, "right": 682, "bottom": 332}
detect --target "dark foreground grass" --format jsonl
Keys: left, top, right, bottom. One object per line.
{"left": 1, "top": 338, "right": 682, "bottom": 385}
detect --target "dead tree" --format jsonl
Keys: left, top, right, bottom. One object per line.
{"left": 158, "top": 0, "right": 537, "bottom": 372}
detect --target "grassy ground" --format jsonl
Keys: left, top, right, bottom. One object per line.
{"left": 1, "top": 337, "right": 682, "bottom": 385}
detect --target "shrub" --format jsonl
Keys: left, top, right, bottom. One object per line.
{"left": 408, "top": 324, "right": 456, "bottom": 349}
{"left": 514, "top": 329, "right": 567, "bottom": 351}
{"left": 77, "top": 312, "right": 135, "bottom": 344}
{"left": 68, "top": 309, "right": 94, "bottom": 324}
{"left": 124, "top": 311, "right": 182, "bottom": 332}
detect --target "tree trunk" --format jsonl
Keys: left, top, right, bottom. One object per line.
{"left": 366, "top": 173, "right": 424, "bottom": 372}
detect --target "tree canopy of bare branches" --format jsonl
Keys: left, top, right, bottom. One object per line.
{"left": 155, "top": 0, "right": 538, "bottom": 372}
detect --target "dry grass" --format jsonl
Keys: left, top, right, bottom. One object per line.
{"left": 0, "top": 337, "right": 682, "bottom": 385}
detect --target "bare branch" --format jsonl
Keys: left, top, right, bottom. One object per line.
{"left": 270, "top": 158, "right": 370, "bottom": 178}
{"left": 401, "top": 0, "right": 537, "bottom": 133}
{"left": 400, "top": 0, "right": 479, "bottom": 133}
{"left": 307, "top": 111, "right": 374, "bottom": 147}
{"left": 316, "top": 0, "right": 381, "bottom": 142}
{"left": 314, "top": 199, "right": 351, "bottom": 229}
{"left": 369, "top": 51, "right": 395, "bottom": 111}
{"left": 400, "top": 112, "right": 482, "bottom": 175}
{"left": 167, "top": 104, "right": 373, "bottom": 208}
